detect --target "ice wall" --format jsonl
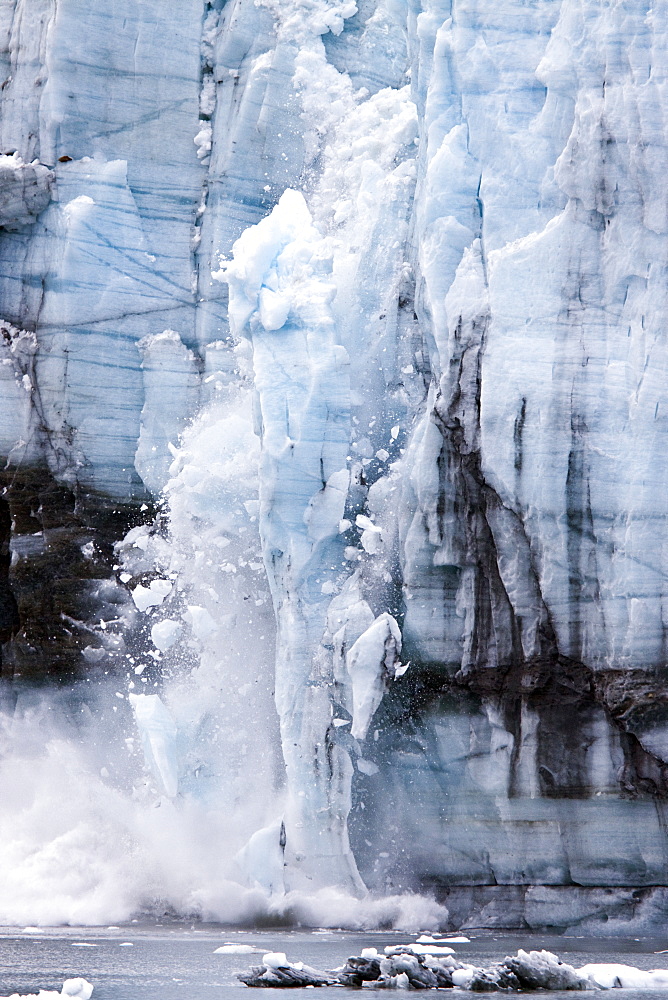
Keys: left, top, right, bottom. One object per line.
{"left": 347, "top": 0, "right": 668, "bottom": 914}
{"left": 406, "top": 0, "right": 668, "bottom": 683}
{"left": 0, "top": 0, "right": 203, "bottom": 496}
{"left": 1, "top": 0, "right": 668, "bottom": 931}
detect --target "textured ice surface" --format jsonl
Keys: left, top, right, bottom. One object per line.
{"left": 0, "top": 154, "right": 53, "bottom": 227}
{"left": 0, "top": 0, "right": 204, "bottom": 496}
{"left": 403, "top": 0, "right": 668, "bottom": 681}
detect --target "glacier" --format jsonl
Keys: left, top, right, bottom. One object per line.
{"left": 0, "top": 0, "right": 667, "bottom": 933}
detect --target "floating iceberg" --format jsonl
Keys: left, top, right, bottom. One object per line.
{"left": 239, "top": 948, "right": 668, "bottom": 991}
{"left": 0, "top": 981, "right": 93, "bottom": 1000}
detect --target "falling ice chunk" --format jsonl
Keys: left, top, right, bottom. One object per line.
{"left": 355, "top": 514, "right": 380, "bottom": 533}
{"left": 356, "top": 514, "right": 384, "bottom": 552}
{"left": 129, "top": 693, "right": 179, "bottom": 798}
{"left": 184, "top": 605, "right": 218, "bottom": 639}
{"left": 258, "top": 285, "right": 291, "bottom": 330}
{"left": 131, "top": 579, "right": 172, "bottom": 612}
{"left": 347, "top": 613, "right": 402, "bottom": 739}
{"left": 81, "top": 645, "right": 105, "bottom": 662}
{"left": 151, "top": 619, "right": 182, "bottom": 651}
{"left": 360, "top": 529, "right": 382, "bottom": 555}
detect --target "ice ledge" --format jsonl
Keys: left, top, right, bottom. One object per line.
{"left": 426, "top": 884, "right": 668, "bottom": 936}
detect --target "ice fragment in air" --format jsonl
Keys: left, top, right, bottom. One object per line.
{"left": 131, "top": 579, "right": 172, "bottom": 612}
{"left": 151, "top": 619, "right": 182, "bottom": 651}
{"left": 184, "top": 605, "right": 218, "bottom": 639}
{"left": 346, "top": 613, "right": 402, "bottom": 739}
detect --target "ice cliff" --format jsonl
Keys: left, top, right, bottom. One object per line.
{"left": 0, "top": 0, "right": 668, "bottom": 931}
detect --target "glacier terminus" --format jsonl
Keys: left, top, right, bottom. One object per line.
{"left": 0, "top": 0, "right": 666, "bottom": 934}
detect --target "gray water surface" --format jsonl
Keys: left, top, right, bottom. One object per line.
{"left": 1, "top": 926, "right": 667, "bottom": 1000}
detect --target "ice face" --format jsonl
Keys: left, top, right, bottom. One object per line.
{"left": 406, "top": 0, "right": 668, "bottom": 681}
{"left": 1, "top": 0, "right": 668, "bottom": 931}
{"left": 0, "top": 0, "right": 204, "bottom": 497}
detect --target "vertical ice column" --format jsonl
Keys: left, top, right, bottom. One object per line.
{"left": 219, "top": 189, "right": 364, "bottom": 893}
{"left": 129, "top": 693, "right": 179, "bottom": 799}
{"left": 134, "top": 330, "right": 201, "bottom": 495}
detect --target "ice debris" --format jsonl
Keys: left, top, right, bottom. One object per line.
{"left": 346, "top": 612, "right": 403, "bottom": 740}
{"left": 131, "top": 579, "right": 172, "bottom": 612}
{"left": 150, "top": 618, "right": 182, "bottom": 651}
{"left": 214, "top": 944, "right": 262, "bottom": 955}
{"left": 238, "top": 953, "right": 336, "bottom": 987}
{"left": 0, "top": 981, "right": 93, "bottom": 1000}
{"left": 238, "top": 948, "right": 668, "bottom": 990}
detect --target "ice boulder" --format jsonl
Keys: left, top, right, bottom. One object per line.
{"left": 150, "top": 619, "right": 182, "bottom": 651}
{"left": 504, "top": 950, "right": 591, "bottom": 990}
{"left": 131, "top": 579, "right": 172, "bottom": 612}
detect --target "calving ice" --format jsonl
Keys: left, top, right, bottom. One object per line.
{"left": 0, "top": 0, "right": 664, "bottom": 938}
